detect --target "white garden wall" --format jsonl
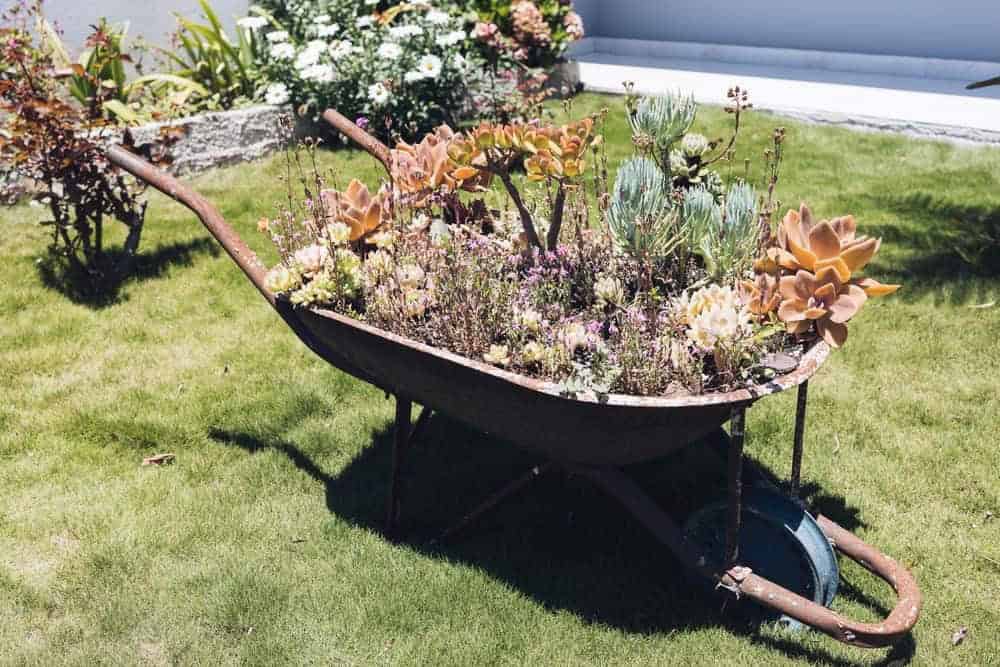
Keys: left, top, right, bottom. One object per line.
{"left": 574, "top": 1, "right": 999, "bottom": 64}
{"left": 44, "top": 0, "right": 248, "bottom": 52}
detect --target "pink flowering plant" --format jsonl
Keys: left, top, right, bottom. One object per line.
{"left": 261, "top": 89, "right": 900, "bottom": 399}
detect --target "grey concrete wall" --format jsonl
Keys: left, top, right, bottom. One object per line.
{"left": 576, "top": 1, "right": 1000, "bottom": 63}
{"left": 44, "top": 0, "right": 248, "bottom": 52}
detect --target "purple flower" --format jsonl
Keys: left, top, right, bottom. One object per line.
{"left": 356, "top": 116, "right": 370, "bottom": 130}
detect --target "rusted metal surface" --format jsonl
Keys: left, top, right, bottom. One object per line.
{"left": 726, "top": 516, "right": 922, "bottom": 648}
{"left": 321, "top": 108, "right": 391, "bottom": 174}
{"left": 790, "top": 381, "right": 809, "bottom": 498}
{"left": 580, "top": 466, "right": 921, "bottom": 648}
{"left": 295, "top": 306, "right": 824, "bottom": 465}
{"left": 726, "top": 408, "right": 746, "bottom": 567}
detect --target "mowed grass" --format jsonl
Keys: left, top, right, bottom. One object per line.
{"left": 2, "top": 93, "right": 999, "bottom": 666}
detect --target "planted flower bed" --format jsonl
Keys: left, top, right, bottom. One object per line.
{"left": 259, "top": 90, "right": 899, "bottom": 399}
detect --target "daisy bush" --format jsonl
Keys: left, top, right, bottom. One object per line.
{"left": 253, "top": 0, "right": 487, "bottom": 140}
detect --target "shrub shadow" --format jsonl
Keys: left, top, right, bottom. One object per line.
{"left": 864, "top": 192, "right": 1000, "bottom": 304}
{"left": 210, "top": 409, "right": 912, "bottom": 665}
{"left": 36, "top": 237, "right": 219, "bottom": 308}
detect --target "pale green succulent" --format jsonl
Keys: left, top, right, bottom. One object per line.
{"left": 628, "top": 91, "right": 697, "bottom": 154}
{"left": 681, "top": 182, "right": 760, "bottom": 280}
{"left": 681, "top": 133, "right": 711, "bottom": 158}
{"left": 606, "top": 157, "right": 680, "bottom": 259}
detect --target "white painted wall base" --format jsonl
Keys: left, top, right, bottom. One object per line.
{"left": 571, "top": 38, "right": 1000, "bottom": 85}
{"left": 570, "top": 38, "right": 1000, "bottom": 146}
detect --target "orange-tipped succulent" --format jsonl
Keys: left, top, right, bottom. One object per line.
{"left": 761, "top": 204, "right": 890, "bottom": 285}
{"left": 777, "top": 268, "right": 870, "bottom": 347}
{"left": 390, "top": 126, "right": 488, "bottom": 205}
{"left": 320, "top": 179, "right": 388, "bottom": 241}
{"left": 740, "top": 272, "right": 781, "bottom": 317}
{"left": 757, "top": 204, "right": 901, "bottom": 348}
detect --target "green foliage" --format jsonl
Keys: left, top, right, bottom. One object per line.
{"left": 682, "top": 182, "right": 760, "bottom": 281}
{"left": 36, "top": 15, "right": 207, "bottom": 124}
{"left": 627, "top": 91, "right": 697, "bottom": 157}
{"left": 0, "top": 3, "right": 153, "bottom": 296}
{"left": 161, "top": 0, "right": 262, "bottom": 111}
{"left": 606, "top": 156, "right": 678, "bottom": 258}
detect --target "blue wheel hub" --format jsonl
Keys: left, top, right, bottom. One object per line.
{"left": 683, "top": 485, "right": 839, "bottom": 629}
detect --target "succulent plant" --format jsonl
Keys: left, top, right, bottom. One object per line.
{"left": 628, "top": 91, "right": 697, "bottom": 154}
{"left": 740, "top": 272, "right": 781, "bottom": 317}
{"left": 681, "top": 182, "right": 759, "bottom": 280}
{"left": 767, "top": 204, "right": 882, "bottom": 283}
{"left": 777, "top": 268, "right": 869, "bottom": 348}
{"left": 681, "top": 133, "right": 711, "bottom": 158}
{"left": 606, "top": 157, "right": 677, "bottom": 258}
{"left": 320, "top": 179, "right": 388, "bottom": 242}
{"left": 391, "top": 126, "right": 460, "bottom": 204}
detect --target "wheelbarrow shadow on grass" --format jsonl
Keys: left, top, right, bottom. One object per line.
{"left": 210, "top": 412, "right": 915, "bottom": 666}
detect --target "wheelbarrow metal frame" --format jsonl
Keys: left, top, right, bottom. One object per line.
{"left": 103, "top": 128, "right": 920, "bottom": 649}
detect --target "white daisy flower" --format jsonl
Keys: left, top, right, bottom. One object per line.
{"left": 264, "top": 82, "right": 290, "bottom": 105}
{"left": 329, "top": 40, "right": 354, "bottom": 59}
{"left": 425, "top": 10, "right": 450, "bottom": 25}
{"left": 377, "top": 42, "right": 403, "bottom": 59}
{"left": 265, "top": 30, "right": 289, "bottom": 43}
{"left": 389, "top": 24, "right": 423, "bottom": 39}
{"left": 368, "top": 82, "right": 390, "bottom": 105}
{"left": 237, "top": 16, "right": 268, "bottom": 31}
{"left": 435, "top": 30, "right": 465, "bottom": 47}
{"left": 316, "top": 23, "right": 340, "bottom": 38}
{"left": 416, "top": 54, "right": 442, "bottom": 79}
{"left": 270, "top": 42, "right": 295, "bottom": 60}
{"left": 301, "top": 64, "right": 336, "bottom": 83}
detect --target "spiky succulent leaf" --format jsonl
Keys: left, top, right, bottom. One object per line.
{"left": 628, "top": 91, "right": 697, "bottom": 151}
{"left": 682, "top": 187, "right": 723, "bottom": 276}
{"left": 607, "top": 157, "right": 678, "bottom": 258}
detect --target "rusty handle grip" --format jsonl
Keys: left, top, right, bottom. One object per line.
{"left": 730, "top": 515, "right": 921, "bottom": 648}
{"left": 105, "top": 143, "right": 275, "bottom": 307}
{"left": 321, "top": 108, "right": 392, "bottom": 174}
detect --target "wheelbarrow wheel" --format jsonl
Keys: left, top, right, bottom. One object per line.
{"left": 683, "top": 486, "right": 839, "bottom": 629}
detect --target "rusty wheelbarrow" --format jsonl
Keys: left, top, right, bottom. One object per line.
{"left": 103, "top": 112, "right": 920, "bottom": 649}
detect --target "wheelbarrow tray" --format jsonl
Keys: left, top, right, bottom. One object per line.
{"left": 293, "top": 302, "right": 830, "bottom": 466}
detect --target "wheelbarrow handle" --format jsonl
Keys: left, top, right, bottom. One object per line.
{"left": 320, "top": 108, "right": 392, "bottom": 176}
{"left": 726, "top": 515, "right": 921, "bottom": 648}
{"left": 105, "top": 144, "right": 275, "bottom": 307}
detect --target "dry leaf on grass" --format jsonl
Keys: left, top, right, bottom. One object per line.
{"left": 142, "top": 453, "right": 176, "bottom": 466}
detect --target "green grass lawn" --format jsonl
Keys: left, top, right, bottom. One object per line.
{"left": 2, "top": 93, "right": 999, "bottom": 666}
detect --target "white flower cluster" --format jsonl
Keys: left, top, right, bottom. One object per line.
{"left": 253, "top": 3, "right": 480, "bottom": 128}
{"left": 675, "top": 284, "right": 752, "bottom": 350}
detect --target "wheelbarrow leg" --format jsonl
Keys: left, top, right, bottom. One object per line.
{"left": 726, "top": 406, "right": 747, "bottom": 567}
{"left": 435, "top": 463, "right": 552, "bottom": 543}
{"left": 790, "top": 380, "right": 809, "bottom": 499}
{"left": 385, "top": 399, "right": 433, "bottom": 536}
